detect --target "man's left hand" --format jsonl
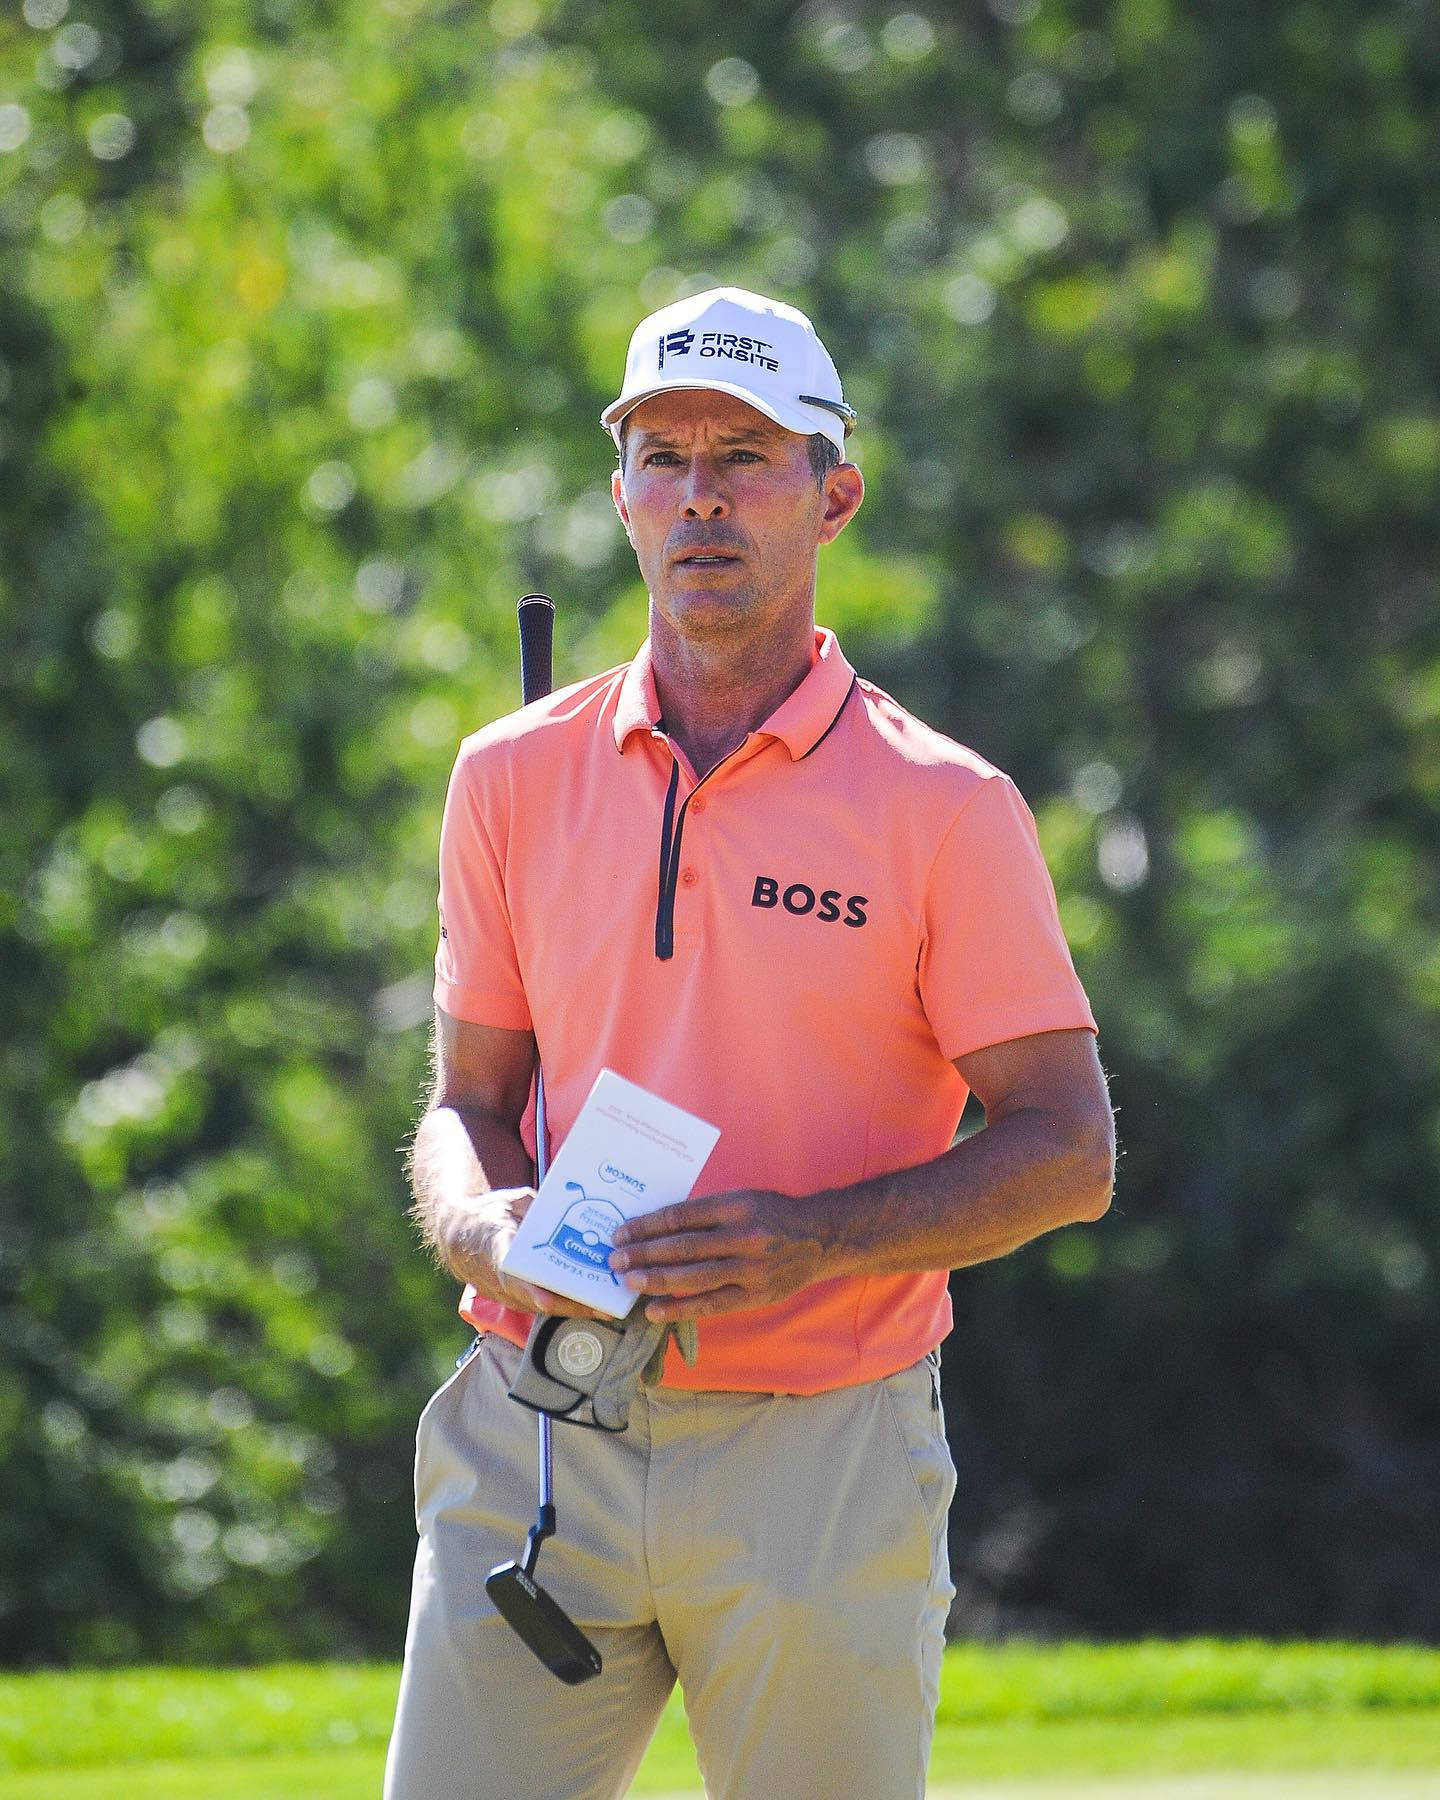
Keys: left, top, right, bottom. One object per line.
{"left": 610, "top": 1190, "right": 831, "bottom": 1321}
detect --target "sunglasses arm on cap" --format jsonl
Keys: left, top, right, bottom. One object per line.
{"left": 798, "top": 394, "right": 857, "bottom": 436}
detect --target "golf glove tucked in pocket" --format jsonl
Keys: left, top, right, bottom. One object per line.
{"left": 507, "top": 1312, "right": 698, "bottom": 1431}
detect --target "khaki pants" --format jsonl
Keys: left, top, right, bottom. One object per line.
{"left": 383, "top": 1334, "right": 956, "bottom": 1800}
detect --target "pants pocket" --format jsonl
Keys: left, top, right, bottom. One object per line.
{"left": 412, "top": 1335, "right": 489, "bottom": 1532}
{"left": 881, "top": 1358, "right": 957, "bottom": 1584}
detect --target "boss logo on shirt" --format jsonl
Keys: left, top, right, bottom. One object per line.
{"left": 751, "top": 876, "right": 869, "bottom": 928}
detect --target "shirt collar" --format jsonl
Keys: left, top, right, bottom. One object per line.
{"left": 613, "top": 637, "right": 663, "bottom": 749}
{"left": 613, "top": 628, "right": 856, "bottom": 760}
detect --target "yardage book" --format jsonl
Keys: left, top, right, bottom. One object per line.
{"left": 500, "top": 1070, "right": 721, "bottom": 1318}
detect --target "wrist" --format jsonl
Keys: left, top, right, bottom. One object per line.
{"left": 803, "top": 1185, "right": 867, "bottom": 1280}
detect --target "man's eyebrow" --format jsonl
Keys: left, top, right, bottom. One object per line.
{"left": 632, "top": 426, "right": 785, "bottom": 449}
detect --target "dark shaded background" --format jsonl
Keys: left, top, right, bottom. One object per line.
{"left": 2, "top": 0, "right": 1438, "bottom": 1665}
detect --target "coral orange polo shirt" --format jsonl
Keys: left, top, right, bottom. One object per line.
{"left": 433, "top": 628, "right": 1096, "bottom": 1394}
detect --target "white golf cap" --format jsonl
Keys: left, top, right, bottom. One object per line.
{"left": 601, "top": 286, "right": 856, "bottom": 453}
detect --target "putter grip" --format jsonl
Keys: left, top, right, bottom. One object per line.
{"left": 518, "top": 593, "right": 555, "bottom": 706}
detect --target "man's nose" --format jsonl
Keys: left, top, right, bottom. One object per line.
{"left": 680, "top": 458, "right": 729, "bottom": 519}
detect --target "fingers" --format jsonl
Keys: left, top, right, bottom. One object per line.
{"left": 536, "top": 1291, "right": 613, "bottom": 1321}
{"left": 623, "top": 1256, "right": 748, "bottom": 1298}
{"left": 496, "top": 1275, "right": 610, "bottom": 1322}
{"left": 612, "top": 1230, "right": 758, "bottom": 1274}
{"left": 610, "top": 1190, "right": 802, "bottom": 1317}
{"left": 612, "top": 1194, "right": 750, "bottom": 1248}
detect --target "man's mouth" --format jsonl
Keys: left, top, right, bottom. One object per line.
{"left": 675, "top": 552, "right": 739, "bottom": 567}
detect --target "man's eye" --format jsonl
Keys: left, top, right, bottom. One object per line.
{"left": 728, "top": 450, "right": 763, "bottom": 463}
{"left": 644, "top": 451, "right": 680, "bottom": 466}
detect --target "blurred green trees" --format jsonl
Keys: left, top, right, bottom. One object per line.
{"left": 2, "top": 0, "right": 1437, "bottom": 1663}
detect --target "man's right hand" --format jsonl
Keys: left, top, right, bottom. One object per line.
{"left": 453, "top": 1185, "right": 613, "bottom": 1322}
{"left": 412, "top": 1011, "right": 611, "bottom": 1321}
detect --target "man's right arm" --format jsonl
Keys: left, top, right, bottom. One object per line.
{"left": 408, "top": 1005, "right": 602, "bottom": 1320}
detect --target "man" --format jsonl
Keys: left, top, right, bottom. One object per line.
{"left": 384, "top": 288, "right": 1114, "bottom": 1800}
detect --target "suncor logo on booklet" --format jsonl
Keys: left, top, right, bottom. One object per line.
{"left": 598, "top": 1161, "right": 645, "bottom": 1194}
{"left": 751, "top": 875, "right": 869, "bottom": 928}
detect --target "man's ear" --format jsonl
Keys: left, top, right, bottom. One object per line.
{"left": 818, "top": 462, "right": 864, "bottom": 546}
{"left": 611, "top": 467, "right": 634, "bottom": 544}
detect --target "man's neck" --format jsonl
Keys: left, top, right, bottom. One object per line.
{"left": 649, "top": 613, "right": 817, "bottom": 778}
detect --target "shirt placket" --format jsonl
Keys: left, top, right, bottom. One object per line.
{"left": 651, "top": 733, "right": 755, "bottom": 960}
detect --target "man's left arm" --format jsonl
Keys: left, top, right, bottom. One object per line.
{"left": 610, "top": 1027, "right": 1114, "bottom": 1323}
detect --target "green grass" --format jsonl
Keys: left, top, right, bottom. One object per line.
{"left": 925, "top": 1711, "right": 1440, "bottom": 1784}
{"left": 0, "top": 1662, "right": 397, "bottom": 1773}
{"left": 2, "top": 1642, "right": 1438, "bottom": 1797}
{"left": 1, "top": 1748, "right": 383, "bottom": 1799}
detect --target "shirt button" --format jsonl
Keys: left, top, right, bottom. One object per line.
{"left": 681, "top": 866, "right": 699, "bottom": 887}
{"left": 691, "top": 797, "right": 707, "bottom": 813}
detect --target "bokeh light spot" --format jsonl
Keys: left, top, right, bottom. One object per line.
{"left": 203, "top": 106, "right": 251, "bottom": 155}
{"left": 87, "top": 112, "right": 136, "bottom": 161}
{"left": 881, "top": 13, "right": 936, "bottom": 62}
{"left": 0, "top": 106, "right": 32, "bottom": 154}
{"left": 705, "top": 58, "right": 760, "bottom": 108}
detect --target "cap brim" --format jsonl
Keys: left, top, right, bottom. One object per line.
{"left": 600, "top": 379, "right": 841, "bottom": 447}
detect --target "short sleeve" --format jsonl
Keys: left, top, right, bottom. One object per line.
{"left": 432, "top": 743, "right": 533, "bottom": 1030}
{"left": 918, "top": 773, "right": 1097, "bottom": 1063}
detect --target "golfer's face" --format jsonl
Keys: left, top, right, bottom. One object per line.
{"left": 612, "top": 391, "right": 830, "bottom": 644}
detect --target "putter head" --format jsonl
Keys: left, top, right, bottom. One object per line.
{"left": 486, "top": 1561, "right": 603, "bottom": 1685}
